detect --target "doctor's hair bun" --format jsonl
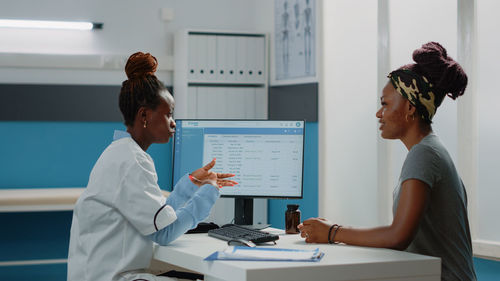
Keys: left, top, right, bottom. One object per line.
{"left": 412, "top": 42, "right": 467, "bottom": 100}
{"left": 119, "top": 51, "right": 168, "bottom": 127}
{"left": 125, "top": 52, "right": 158, "bottom": 80}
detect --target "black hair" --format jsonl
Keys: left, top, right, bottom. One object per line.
{"left": 118, "top": 52, "right": 166, "bottom": 127}
{"left": 398, "top": 42, "right": 468, "bottom": 124}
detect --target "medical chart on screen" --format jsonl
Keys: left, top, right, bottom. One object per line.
{"left": 203, "top": 133, "right": 303, "bottom": 197}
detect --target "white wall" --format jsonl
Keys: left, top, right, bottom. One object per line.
{"left": 320, "top": 0, "right": 459, "bottom": 228}
{"left": 387, "top": 0, "right": 458, "bottom": 218}
{"left": 476, "top": 0, "right": 500, "bottom": 254}
{"left": 0, "top": 0, "right": 268, "bottom": 85}
{"left": 320, "top": 0, "right": 379, "bottom": 227}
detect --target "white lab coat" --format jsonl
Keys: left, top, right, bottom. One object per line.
{"left": 68, "top": 136, "right": 185, "bottom": 281}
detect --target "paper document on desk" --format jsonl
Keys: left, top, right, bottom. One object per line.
{"left": 204, "top": 246, "right": 324, "bottom": 262}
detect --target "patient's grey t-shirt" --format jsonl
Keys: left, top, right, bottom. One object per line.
{"left": 393, "top": 133, "right": 476, "bottom": 281}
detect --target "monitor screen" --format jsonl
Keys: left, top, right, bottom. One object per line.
{"left": 172, "top": 120, "right": 304, "bottom": 198}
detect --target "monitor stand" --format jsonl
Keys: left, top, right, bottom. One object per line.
{"left": 234, "top": 198, "right": 253, "bottom": 225}
{"left": 233, "top": 198, "right": 271, "bottom": 230}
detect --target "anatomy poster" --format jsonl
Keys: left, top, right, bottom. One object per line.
{"left": 274, "top": 0, "right": 316, "bottom": 81}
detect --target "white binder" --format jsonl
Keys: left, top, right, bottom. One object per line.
{"left": 255, "top": 87, "right": 267, "bottom": 119}
{"left": 225, "top": 87, "right": 248, "bottom": 119}
{"left": 236, "top": 36, "right": 248, "bottom": 82}
{"left": 206, "top": 36, "right": 217, "bottom": 82}
{"left": 187, "top": 86, "right": 198, "bottom": 118}
{"left": 196, "top": 87, "right": 227, "bottom": 119}
{"left": 255, "top": 37, "right": 266, "bottom": 84}
{"left": 225, "top": 36, "right": 237, "bottom": 83}
{"left": 216, "top": 35, "right": 227, "bottom": 82}
{"left": 196, "top": 35, "right": 209, "bottom": 82}
{"left": 188, "top": 35, "right": 198, "bottom": 81}
{"left": 246, "top": 37, "right": 257, "bottom": 83}
{"left": 243, "top": 88, "right": 256, "bottom": 119}
{"left": 211, "top": 87, "right": 227, "bottom": 119}
{"left": 195, "top": 87, "right": 209, "bottom": 118}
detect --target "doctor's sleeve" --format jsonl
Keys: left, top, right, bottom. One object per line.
{"left": 148, "top": 183, "right": 220, "bottom": 245}
{"left": 164, "top": 174, "right": 198, "bottom": 210}
{"left": 113, "top": 160, "right": 177, "bottom": 236}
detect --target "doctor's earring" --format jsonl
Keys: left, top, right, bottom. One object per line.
{"left": 143, "top": 120, "right": 147, "bottom": 128}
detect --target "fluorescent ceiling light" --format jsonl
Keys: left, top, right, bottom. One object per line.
{"left": 0, "top": 19, "right": 103, "bottom": 30}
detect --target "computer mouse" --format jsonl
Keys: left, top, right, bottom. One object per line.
{"left": 227, "top": 238, "right": 256, "bottom": 247}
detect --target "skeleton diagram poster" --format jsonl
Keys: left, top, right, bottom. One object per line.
{"left": 274, "top": 0, "right": 316, "bottom": 81}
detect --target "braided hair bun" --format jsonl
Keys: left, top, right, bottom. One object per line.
{"left": 125, "top": 52, "right": 158, "bottom": 80}
{"left": 119, "top": 52, "right": 166, "bottom": 127}
{"left": 412, "top": 42, "right": 467, "bottom": 99}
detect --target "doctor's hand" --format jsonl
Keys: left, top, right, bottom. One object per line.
{"left": 190, "top": 158, "right": 238, "bottom": 188}
{"left": 298, "top": 217, "right": 333, "bottom": 243}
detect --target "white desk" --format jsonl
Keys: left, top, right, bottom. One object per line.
{"left": 153, "top": 228, "right": 440, "bottom": 281}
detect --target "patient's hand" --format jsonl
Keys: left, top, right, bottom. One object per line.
{"left": 298, "top": 217, "right": 332, "bottom": 243}
{"left": 190, "top": 158, "right": 238, "bottom": 188}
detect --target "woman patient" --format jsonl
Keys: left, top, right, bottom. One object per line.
{"left": 298, "top": 42, "right": 476, "bottom": 281}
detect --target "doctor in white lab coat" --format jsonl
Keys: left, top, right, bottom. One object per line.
{"left": 67, "top": 52, "right": 236, "bottom": 281}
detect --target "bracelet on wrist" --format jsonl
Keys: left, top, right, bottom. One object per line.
{"left": 188, "top": 174, "right": 197, "bottom": 183}
{"left": 328, "top": 224, "right": 342, "bottom": 244}
{"left": 328, "top": 224, "right": 338, "bottom": 244}
{"left": 189, "top": 174, "right": 219, "bottom": 188}
{"left": 332, "top": 225, "right": 341, "bottom": 244}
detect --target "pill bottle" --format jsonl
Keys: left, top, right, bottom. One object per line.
{"left": 285, "top": 204, "right": 301, "bottom": 234}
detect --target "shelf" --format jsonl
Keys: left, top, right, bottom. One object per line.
{"left": 0, "top": 188, "right": 171, "bottom": 212}
{"left": 174, "top": 29, "right": 269, "bottom": 119}
{"left": 188, "top": 82, "right": 265, "bottom": 87}
{"left": 0, "top": 188, "right": 84, "bottom": 212}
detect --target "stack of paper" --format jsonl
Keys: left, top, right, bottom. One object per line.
{"left": 205, "top": 246, "right": 324, "bottom": 262}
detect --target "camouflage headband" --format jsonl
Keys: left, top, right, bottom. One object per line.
{"left": 388, "top": 69, "right": 444, "bottom": 123}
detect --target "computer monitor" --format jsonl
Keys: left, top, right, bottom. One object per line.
{"left": 172, "top": 120, "right": 305, "bottom": 225}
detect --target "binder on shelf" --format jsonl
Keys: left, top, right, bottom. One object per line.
{"left": 196, "top": 87, "right": 228, "bottom": 119}
{"left": 243, "top": 88, "right": 256, "bottom": 119}
{"left": 246, "top": 37, "right": 257, "bottom": 84}
{"left": 225, "top": 87, "right": 248, "bottom": 119}
{"left": 255, "top": 87, "right": 267, "bottom": 119}
{"left": 188, "top": 35, "right": 198, "bottom": 81}
{"left": 236, "top": 36, "right": 248, "bottom": 82}
{"left": 216, "top": 35, "right": 228, "bottom": 82}
{"left": 212, "top": 87, "right": 228, "bottom": 119}
{"left": 255, "top": 37, "right": 266, "bottom": 84}
{"left": 225, "top": 36, "right": 237, "bottom": 83}
{"left": 196, "top": 35, "right": 209, "bottom": 81}
{"left": 206, "top": 36, "right": 217, "bottom": 81}
{"left": 196, "top": 87, "right": 208, "bottom": 118}
{"left": 187, "top": 86, "right": 198, "bottom": 118}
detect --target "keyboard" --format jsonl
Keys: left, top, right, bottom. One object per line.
{"left": 208, "top": 224, "right": 279, "bottom": 244}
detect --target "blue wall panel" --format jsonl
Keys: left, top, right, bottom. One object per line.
{"left": 474, "top": 257, "right": 500, "bottom": 280}
{"left": 0, "top": 263, "right": 67, "bottom": 281}
{"left": 0, "top": 212, "right": 72, "bottom": 262}
{"left": 0, "top": 121, "right": 173, "bottom": 190}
